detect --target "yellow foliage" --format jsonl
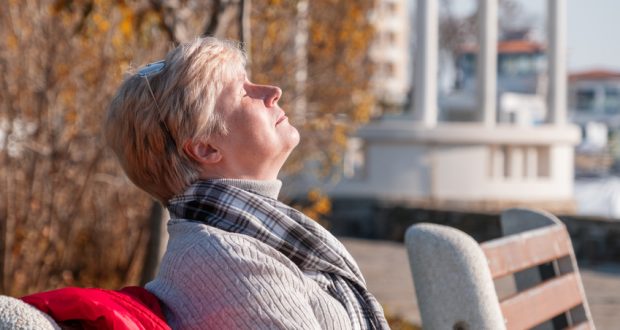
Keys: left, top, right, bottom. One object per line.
{"left": 1, "top": 0, "right": 376, "bottom": 296}
{"left": 64, "top": 110, "right": 77, "bottom": 124}
{"left": 6, "top": 34, "right": 18, "bottom": 50}
{"left": 92, "top": 13, "right": 110, "bottom": 32}
{"left": 298, "top": 188, "right": 332, "bottom": 222}
{"left": 333, "top": 128, "right": 348, "bottom": 146}
{"left": 0, "top": 0, "right": 173, "bottom": 296}
{"left": 313, "top": 196, "right": 331, "bottom": 215}
{"left": 308, "top": 188, "right": 321, "bottom": 202}
{"left": 119, "top": 5, "right": 134, "bottom": 39}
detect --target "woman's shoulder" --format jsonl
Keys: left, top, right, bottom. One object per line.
{"left": 164, "top": 219, "right": 299, "bottom": 272}
{"left": 149, "top": 219, "right": 312, "bottom": 305}
{"left": 148, "top": 220, "right": 348, "bottom": 330}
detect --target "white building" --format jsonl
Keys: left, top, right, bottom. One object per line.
{"left": 568, "top": 70, "right": 620, "bottom": 174}
{"left": 442, "top": 39, "right": 548, "bottom": 124}
{"left": 329, "top": 0, "right": 580, "bottom": 214}
{"left": 569, "top": 69, "right": 620, "bottom": 128}
{"left": 369, "top": 0, "right": 411, "bottom": 108}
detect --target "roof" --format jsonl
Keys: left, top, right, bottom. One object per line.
{"left": 459, "top": 40, "right": 545, "bottom": 55}
{"left": 498, "top": 40, "right": 544, "bottom": 54}
{"left": 569, "top": 69, "right": 620, "bottom": 82}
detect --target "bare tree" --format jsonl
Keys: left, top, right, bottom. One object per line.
{"left": 0, "top": 0, "right": 376, "bottom": 294}
{"left": 0, "top": 0, "right": 246, "bottom": 296}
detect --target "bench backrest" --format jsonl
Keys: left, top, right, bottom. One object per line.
{"left": 405, "top": 208, "right": 594, "bottom": 330}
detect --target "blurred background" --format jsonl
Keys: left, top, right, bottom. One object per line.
{"left": 2, "top": 0, "right": 620, "bottom": 328}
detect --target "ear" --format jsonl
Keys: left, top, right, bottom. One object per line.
{"left": 183, "top": 139, "right": 222, "bottom": 164}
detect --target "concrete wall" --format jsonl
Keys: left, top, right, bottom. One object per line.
{"left": 329, "top": 121, "right": 580, "bottom": 212}
{"left": 332, "top": 143, "right": 431, "bottom": 199}
{"left": 327, "top": 199, "right": 620, "bottom": 264}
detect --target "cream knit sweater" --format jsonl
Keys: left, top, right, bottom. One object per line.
{"left": 146, "top": 180, "right": 354, "bottom": 329}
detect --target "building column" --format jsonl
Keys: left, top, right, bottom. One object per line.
{"left": 413, "top": 0, "right": 438, "bottom": 127}
{"left": 478, "top": 0, "right": 498, "bottom": 127}
{"left": 547, "top": 0, "right": 567, "bottom": 125}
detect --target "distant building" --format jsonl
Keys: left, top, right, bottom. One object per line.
{"left": 569, "top": 69, "right": 620, "bottom": 128}
{"left": 456, "top": 39, "right": 546, "bottom": 94}
{"left": 286, "top": 0, "right": 579, "bottom": 217}
{"left": 441, "top": 39, "right": 548, "bottom": 124}
{"left": 568, "top": 69, "right": 620, "bottom": 175}
{"left": 330, "top": 0, "right": 579, "bottom": 215}
{"left": 369, "top": 0, "right": 410, "bottom": 109}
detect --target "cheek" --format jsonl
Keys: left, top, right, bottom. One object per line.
{"left": 230, "top": 115, "right": 272, "bottom": 147}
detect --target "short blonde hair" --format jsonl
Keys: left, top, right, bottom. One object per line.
{"left": 105, "top": 37, "right": 246, "bottom": 204}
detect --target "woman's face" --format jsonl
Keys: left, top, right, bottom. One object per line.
{"left": 210, "top": 72, "right": 300, "bottom": 180}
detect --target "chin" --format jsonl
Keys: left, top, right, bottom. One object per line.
{"left": 278, "top": 133, "right": 300, "bottom": 164}
{"left": 288, "top": 127, "right": 301, "bottom": 149}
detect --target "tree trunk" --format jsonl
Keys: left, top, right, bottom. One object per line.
{"left": 140, "top": 201, "right": 169, "bottom": 285}
{"left": 240, "top": 0, "right": 252, "bottom": 79}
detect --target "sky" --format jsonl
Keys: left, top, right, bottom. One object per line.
{"left": 451, "top": 0, "right": 620, "bottom": 72}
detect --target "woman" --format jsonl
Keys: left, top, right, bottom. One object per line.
{"left": 105, "top": 37, "right": 388, "bottom": 329}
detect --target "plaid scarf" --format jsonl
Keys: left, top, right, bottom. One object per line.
{"left": 167, "top": 180, "right": 389, "bottom": 330}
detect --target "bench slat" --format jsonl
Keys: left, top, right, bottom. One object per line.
{"left": 501, "top": 273, "right": 584, "bottom": 330}
{"left": 481, "top": 225, "right": 572, "bottom": 279}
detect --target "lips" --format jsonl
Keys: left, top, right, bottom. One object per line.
{"left": 275, "top": 112, "right": 287, "bottom": 125}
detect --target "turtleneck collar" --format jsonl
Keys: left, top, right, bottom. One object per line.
{"left": 207, "top": 178, "right": 282, "bottom": 200}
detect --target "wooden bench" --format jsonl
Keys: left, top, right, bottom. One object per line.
{"left": 405, "top": 208, "right": 595, "bottom": 330}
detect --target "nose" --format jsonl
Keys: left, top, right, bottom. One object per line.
{"left": 263, "top": 85, "right": 282, "bottom": 108}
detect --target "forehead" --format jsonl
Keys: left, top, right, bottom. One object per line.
{"left": 220, "top": 61, "right": 246, "bottom": 86}
{"left": 220, "top": 75, "right": 245, "bottom": 96}
{"left": 216, "top": 64, "right": 246, "bottom": 110}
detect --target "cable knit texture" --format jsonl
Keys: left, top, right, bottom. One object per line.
{"left": 146, "top": 179, "right": 386, "bottom": 329}
{"left": 0, "top": 295, "right": 60, "bottom": 330}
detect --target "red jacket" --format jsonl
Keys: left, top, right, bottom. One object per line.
{"left": 22, "top": 286, "right": 170, "bottom": 330}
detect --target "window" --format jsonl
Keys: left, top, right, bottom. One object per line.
{"left": 498, "top": 54, "right": 537, "bottom": 76}
{"left": 604, "top": 87, "right": 620, "bottom": 114}
{"left": 575, "top": 89, "right": 596, "bottom": 111}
